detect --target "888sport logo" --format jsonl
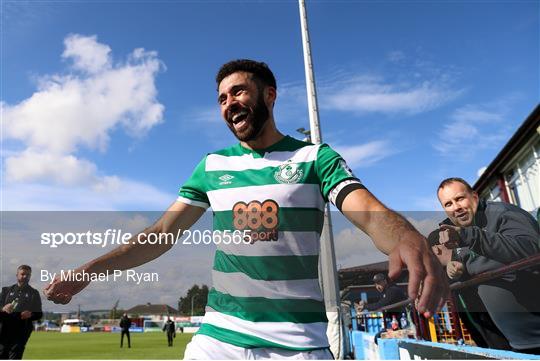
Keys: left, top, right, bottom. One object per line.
{"left": 232, "top": 200, "right": 279, "bottom": 242}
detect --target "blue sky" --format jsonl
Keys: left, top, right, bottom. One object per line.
{"left": 2, "top": 0, "right": 538, "bottom": 211}
{"left": 1, "top": 0, "right": 538, "bottom": 311}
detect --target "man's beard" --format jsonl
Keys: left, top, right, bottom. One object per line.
{"left": 226, "top": 95, "right": 269, "bottom": 142}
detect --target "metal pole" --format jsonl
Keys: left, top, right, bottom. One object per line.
{"left": 298, "top": 1, "right": 343, "bottom": 358}
{"left": 298, "top": 0, "right": 322, "bottom": 144}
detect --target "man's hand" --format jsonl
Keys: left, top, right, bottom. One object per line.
{"left": 446, "top": 261, "right": 464, "bottom": 280}
{"left": 20, "top": 311, "right": 32, "bottom": 320}
{"left": 341, "top": 188, "right": 450, "bottom": 318}
{"left": 43, "top": 271, "right": 90, "bottom": 305}
{"left": 431, "top": 244, "right": 452, "bottom": 266}
{"left": 2, "top": 303, "right": 14, "bottom": 313}
{"left": 354, "top": 300, "right": 366, "bottom": 313}
{"left": 388, "top": 232, "right": 449, "bottom": 318}
{"left": 439, "top": 225, "right": 461, "bottom": 249}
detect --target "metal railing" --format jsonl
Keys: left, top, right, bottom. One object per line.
{"left": 347, "top": 252, "right": 540, "bottom": 346}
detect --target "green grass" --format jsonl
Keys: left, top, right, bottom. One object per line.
{"left": 24, "top": 331, "right": 193, "bottom": 359}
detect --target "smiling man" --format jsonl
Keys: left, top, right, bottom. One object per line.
{"left": 436, "top": 177, "right": 539, "bottom": 263}
{"left": 435, "top": 177, "right": 540, "bottom": 354}
{"left": 44, "top": 59, "right": 447, "bottom": 359}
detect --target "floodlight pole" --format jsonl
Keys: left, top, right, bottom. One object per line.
{"left": 298, "top": 0, "right": 344, "bottom": 358}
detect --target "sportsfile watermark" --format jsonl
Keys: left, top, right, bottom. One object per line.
{"left": 40, "top": 269, "right": 159, "bottom": 285}
{"left": 2, "top": 210, "right": 538, "bottom": 313}
{"left": 40, "top": 229, "right": 255, "bottom": 248}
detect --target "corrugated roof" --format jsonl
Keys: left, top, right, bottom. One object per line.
{"left": 126, "top": 303, "right": 178, "bottom": 315}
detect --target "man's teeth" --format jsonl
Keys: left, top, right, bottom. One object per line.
{"left": 232, "top": 111, "right": 248, "bottom": 123}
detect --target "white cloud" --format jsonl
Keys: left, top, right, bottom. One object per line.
{"left": 3, "top": 33, "right": 163, "bottom": 155}
{"left": 187, "top": 106, "right": 221, "bottom": 124}
{"left": 334, "top": 226, "right": 387, "bottom": 268}
{"left": 2, "top": 180, "right": 173, "bottom": 211}
{"left": 5, "top": 150, "right": 98, "bottom": 186}
{"left": 387, "top": 50, "right": 406, "bottom": 63}
{"left": 434, "top": 101, "right": 513, "bottom": 157}
{"left": 477, "top": 166, "right": 487, "bottom": 178}
{"left": 1, "top": 34, "right": 168, "bottom": 210}
{"left": 406, "top": 216, "right": 441, "bottom": 237}
{"left": 3, "top": 38, "right": 164, "bottom": 156}
{"left": 334, "top": 213, "right": 443, "bottom": 269}
{"left": 334, "top": 140, "right": 397, "bottom": 168}
{"left": 62, "top": 34, "right": 111, "bottom": 74}
{"left": 412, "top": 196, "right": 444, "bottom": 212}
{"left": 324, "top": 78, "right": 461, "bottom": 115}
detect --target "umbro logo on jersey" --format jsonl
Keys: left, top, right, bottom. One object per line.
{"left": 219, "top": 174, "right": 234, "bottom": 185}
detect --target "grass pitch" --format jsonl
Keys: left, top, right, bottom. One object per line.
{"left": 24, "top": 331, "right": 193, "bottom": 359}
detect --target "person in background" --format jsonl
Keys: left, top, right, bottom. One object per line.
{"left": 434, "top": 177, "right": 540, "bottom": 354}
{"left": 428, "top": 230, "right": 511, "bottom": 350}
{"left": 163, "top": 316, "right": 176, "bottom": 347}
{"left": 119, "top": 313, "right": 131, "bottom": 348}
{"left": 0, "top": 265, "right": 43, "bottom": 359}
{"left": 355, "top": 273, "right": 407, "bottom": 314}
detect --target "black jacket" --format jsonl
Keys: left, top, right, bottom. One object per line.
{"left": 458, "top": 200, "right": 540, "bottom": 264}
{"left": 119, "top": 316, "right": 131, "bottom": 331}
{"left": 366, "top": 284, "right": 406, "bottom": 312}
{"left": 163, "top": 320, "right": 175, "bottom": 334}
{"left": 441, "top": 200, "right": 540, "bottom": 350}
{"left": 0, "top": 283, "right": 43, "bottom": 340}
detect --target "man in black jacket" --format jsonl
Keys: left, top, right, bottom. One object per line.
{"left": 356, "top": 273, "right": 407, "bottom": 314}
{"left": 0, "top": 265, "right": 43, "bottom": 359}
{"left": 434, "top": 177, "right": 540, "bottom": 354}
{"left": 119, "top": 313, "right": 131, "bottom": 348}
{"left": 162, "top": 317, "right": 176, "bottom": 347}
{"left": 428, "top": 230, "right": 511, "bottom": 350}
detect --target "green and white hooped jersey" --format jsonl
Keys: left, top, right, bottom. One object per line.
{"left": 177, "top": 135, "right": 361, "bottom": 350}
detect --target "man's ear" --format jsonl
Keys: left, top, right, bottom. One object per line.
{"left": 265, "top": 86, "right": 277, "bottom": 107}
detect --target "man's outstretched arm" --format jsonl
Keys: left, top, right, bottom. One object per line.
{"left": 44, "top": 201, "right": 205, "bottom": 304}
{"left": 340, "top": 188, "right": 449, "bottom": 317}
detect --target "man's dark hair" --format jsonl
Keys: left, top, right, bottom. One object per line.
{"left": 17, "top": 265, "right": 32, "bottom": 272}
{"left": 216, "top": 59, "right": 277, "bottom": 90}
{"left": 372, "top": 273, "right": 387, "bottom": 283}
{"left": 437, "top": 177, "right": 474, "bottom": 194}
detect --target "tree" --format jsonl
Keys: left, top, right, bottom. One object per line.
{"left": 109, "top": 309, "right": 125, "bottom": 319}
{"left": 178, "top": 284, "right": 209, "bottom": 316}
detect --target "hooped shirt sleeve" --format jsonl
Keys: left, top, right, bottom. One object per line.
{"left": 315, "top": 143, "right": 364, "bottom": 208}
{"left": 177, "top": 156, "right": 210, "bottom": 209}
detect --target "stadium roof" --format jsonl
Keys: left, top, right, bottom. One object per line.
{"left": 474, "top": 103, "right": 540, "bottom": 192}
{"left": 126, "top": 303, "right": 178, "bottom": 315}
{"left": 338, "top": 261, "right": 409, "bottom": 290}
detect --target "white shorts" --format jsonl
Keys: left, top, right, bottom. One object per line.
{"left": 183, "top": 334, "right": 334, "bottom": 360}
